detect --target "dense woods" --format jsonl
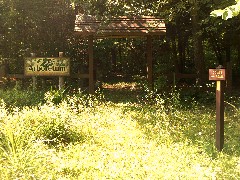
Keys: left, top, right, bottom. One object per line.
{"left": 1, "top": 0, "right": 240, "bottom": 88}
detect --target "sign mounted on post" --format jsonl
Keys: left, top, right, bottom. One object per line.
{"left": 24, "top": 57, "right": 70, "bottom": 76}
{"left": 209, "top": 68, "right": 226, "bottom": 81}
{"left": 209, "top": 65, "right": 225, "bottom": 152}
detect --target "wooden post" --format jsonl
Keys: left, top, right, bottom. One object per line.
{"left": 209, "top": 66, "right": 225, "bottom": 151}
{"left": 147, "top": 36, "right": 153, "bottom": 89}
{"left": 88, "top": 35, "right": 95, "bottom": 94}
{"left": 216, "top": 80, "right": 224, "bottom": 151}
{"left": 59, "top": 52, "right": 64, "bottom": 90}
{"left": 225, "top": 32, "right": 232, "bottom": 92}
{"left": 31, "top": 53, "right": 37, "bottom": 90}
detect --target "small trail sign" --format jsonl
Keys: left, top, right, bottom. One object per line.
{"left": 209, "top": 69, "right": 226, "bottom": 81}
{"left": 209, "top": 65, "right": 225, "bottom": 151}
{"left": 24, "top": 57, "right": 70, "bottom": 76}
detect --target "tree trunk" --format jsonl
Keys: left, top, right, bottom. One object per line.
{"left": 238, "top": 35, "right": 240, "bottom": 67}
{"left": 167, "top": 23, "right": 180, "bottom": 73}
{"left": 178, "top": 34, "right": 185, "bottom": 73}
{"left": 225, "top": 33, "right": 232, "bottom": 91}
{"left": 171, "top": 38, "right": 179, "bottom": 73}
{"left": 191, "top": 1, "right": 205, "bottom": 85}
{"left": 210, "top": 35, "right": 223, "bottom": 65}
{"left": 176, "top": 19, "right": 185, "bottom": 73}
{"left": 111, "top": 47, "right": 117, "bottom": 72}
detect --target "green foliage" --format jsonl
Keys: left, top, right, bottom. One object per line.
{"left": 41, "top": 87, "right": 106, "bottom": 116}
{"left": 211, "top": 0, "right": 240, "bottom": 20}
{"left": 39, "top": 113, "right": 83, "bottom": 147}
{"left": 2, "top": 0, "right": 240, "bottom": 88}
{"left": 0, "top": 88, "right": 240, "bottom": 178}
{"left": 44, "top": 88, "right": 68, "bottom": 105}
{"left": 1, "top": 0, "right": 75, "bottom": 73}
{"left": 94, "top": 38, "right": 149, "bottom": 79}
{"left": 0, "top": 89, "right": 44, "bottom": 108}
{"left": 71, "top": 0, "right": 163, "bottom": 16}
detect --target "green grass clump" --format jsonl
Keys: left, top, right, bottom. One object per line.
{"left": 0, "top": 87, "right": 240, "bottom": 179}
{"left": 0, "top": 89, "right": 45, "bottom": 108}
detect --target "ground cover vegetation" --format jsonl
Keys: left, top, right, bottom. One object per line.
{"left": 1, "top": 0, "right": 240, "bottom": 179}
{"left": 0, "top": 84, "right": 240, "bottom": 179}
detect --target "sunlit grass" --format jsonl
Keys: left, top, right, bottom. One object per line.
{"left": 0, "top": 86, "right": 240, "bottom": 179}
{"left": 102, "top": 81, "right": 138, "bottom": 90}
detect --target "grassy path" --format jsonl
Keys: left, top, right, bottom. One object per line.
{"left": 50, "top": 104, "right": 233, "bottom": 179}
{"left": 1, "top": 89, "right": 240, "bottom": 179}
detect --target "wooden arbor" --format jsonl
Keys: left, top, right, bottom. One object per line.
{"left": 74, "top": 15, "right": 166, "bottom": 93}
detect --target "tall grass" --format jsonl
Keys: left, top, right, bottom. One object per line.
{"left": 0, "top": 87, "right": 240, "bottom": 179}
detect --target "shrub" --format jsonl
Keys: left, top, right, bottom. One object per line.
{"left": 0, "top": 89, "right": 44, "bottom": 108}
{"left": 40, "top": 115, "right": 84, "bottom": 147}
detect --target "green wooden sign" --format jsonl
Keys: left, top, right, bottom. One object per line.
{"left": 24, "top": 57, "right": 70, "bottom": 76}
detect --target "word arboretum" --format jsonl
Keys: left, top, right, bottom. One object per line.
{"left": 25, "top": 57, "right": 70, "bottom": 76}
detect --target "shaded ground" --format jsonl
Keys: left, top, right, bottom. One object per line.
{"left": 102, "top": 81, "right": 143, "bottom": 103}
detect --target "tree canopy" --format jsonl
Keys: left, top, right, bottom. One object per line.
{"left": 1, "top": 0, "right": 240, "bottom": 88}
{"left": 211, "top": 0, "right": 240, "bottom": 20}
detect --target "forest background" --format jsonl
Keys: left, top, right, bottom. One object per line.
{"left": 1, "top": 0, "right": 240, "bottom": 89}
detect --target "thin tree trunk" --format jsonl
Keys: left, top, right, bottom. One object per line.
{"left": 191, "top": 1, "right": 205, "bottom": 85}
{"left": 178, "top": 34, "right": 185, "bottom": 73}
{"left": 111, "top": 47, "right": 117, "bottom": 72}
{"left": 171, "top": 38, "right": 179, "bottom": 73}
{"left": 238, "top": 35, "right": 240, "bottom": 67}
{"left": 225, "top": 33, "right": 232, "bottom": 91}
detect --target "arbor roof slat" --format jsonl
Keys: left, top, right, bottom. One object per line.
{"left": 74, "top": 15, "right": 166, "bottom": 38}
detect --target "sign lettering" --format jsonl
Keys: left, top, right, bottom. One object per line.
{"left": 24, "top": 57, "right": 70, "bottom": 76}
{"left": 209, "top": 69, "right": 226, "bottom": 81}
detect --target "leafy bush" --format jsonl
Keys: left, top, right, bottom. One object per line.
{"left": 39, "top": 111, "right": 85, "bottom": 147}
{"left": 0, "top": 89, "right": 45, "bottom": 108}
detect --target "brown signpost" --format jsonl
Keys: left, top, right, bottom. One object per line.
{"left": 25, "top": 53, "right": 70, "bottom": 90}
{"left": 209, "top": 65, "right": 226, "bottom": 151}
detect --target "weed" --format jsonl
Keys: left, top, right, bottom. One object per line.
{"left": 0, "top": 87, "right": 240, "bottom": 179}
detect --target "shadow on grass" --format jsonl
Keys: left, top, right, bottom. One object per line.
{"left": 101, "top": 81, "right": 143, "bottom": 104}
